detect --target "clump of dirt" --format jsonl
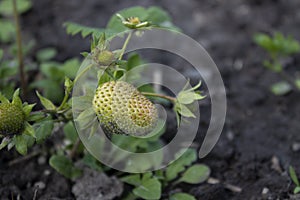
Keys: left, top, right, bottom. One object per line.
{"left": 72, "top": 168, "right": 123, "bottom": 200}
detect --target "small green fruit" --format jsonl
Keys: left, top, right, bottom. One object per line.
{"left": 93, "top": 81, "right": 158, "bottom": 136}
{"left": 0, "top": 103, "right": 25, "bottom": 135}
{"left": 97, "top": 50, "right": 114, "bottom": 66}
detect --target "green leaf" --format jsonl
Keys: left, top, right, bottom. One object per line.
{"left": 147, "top": 7, "right": 179, "bottom": 31}
{"left": 254, "top": 32, "right": 300, "bottom": 56}
{"left": 81, "top": 52, "right": 89, "bottom": 57}
{"left": 0, "top": 92, "right": 10, "bottom": 103}
{"left": 147, "top": 6, "right": 171, "bottom": 24}
{"left": 27, "top": 112, "right": 45, "bottom": 122}
{"left": 36, "top": 91, "right": 56, "bottom": 110}
{"left": 61, "top": 58, "right": 80, "bottom": 79}
{"left": 123, "top": 193, "right": 138, "bottom": 200}
{"left": 63, "top": 121, "right": 78, "bottom": 144}
{"left": 49, "top": 155, "right": 82, "bottom": 179}
{"left": 177, "top": 92, "right": 195, "bottom": 104}
{"left": 33, "top": 80, "right": 64, "bottom": 103}
{"left": 40, "top": 62, "right": 65, "bottom": 80}
{"left": 22, "top": 103, "right": 36, "bottom": 117}
{"left": 170, "top": 193, "right": 196, "bottom": 200}
{"left": 72, "top": 96, "right": 93, "bottom": 110}
{"left": 289, "top": 166, "right": 300, "bottom": 186}
{"left": 273, "top": 32, "right": 300, "bottom": 55}
{"left": 98, "top": 69, "right": 113, "bottom": 85}
{"left": 176, "top": 103, "right": 196, "bottom": 118}
{"left": 64, "top": 22, "right": 106, "bottom": 38}
{"left": 0, "top": 19, "right": 15, "bottom": 43}
{"left": 0, "top": 85, "right": 15, "bottom": 101}
{"left": 14, "top": 135, "right": 27, "bottom": 155}
{"left": 75, "top": 108, "right": 96, "bottom": 130}
{"left": 23, "top": 122, "right": 36, "bottom": 138}
{"left": 0, "top": 137, "right": 11, "bottom": 150}
{"left": 0, "top": 63, "right": 18, "bottom": 79}
{"left": 270, "top": 81, "right": 292, "bottom": 96}
{"left": 133, "top": 177, "right": 161, "bottom": 200}
{"left": 177, "top": 164, "right": 210, "bottom": 184}
{"left": 166, "top": 148, "right": 197, "bottom": 181}
{"left": 82, "top": 153, "right": 102, "bottom": 171}
{"left": 294, "top": 187, "right": 300, "bottom": 194}
{"left": 176, "top": 81, "right": 205, "bottom": 105}
{"left": 177, "top": 92, "right": 204, "bottom": 105}
{"left": 36, "top": 48, "right": 57, "bottom": 61}
{"left": 253, "top": 33, "right": 273, "bottom": 52}
{"left": 0, "top": 0, "right": 32, "bottom": 16}
{"left": 34, "top": 120, "right": 54, "bottom": 144}
{"left": 12, "top": 89, "right": 22, "bottom": 106}
{"left": 7, "top": 140, "right": 15, "bottom": 150}
{"left": 14, "top": 134, "right": 35, "bottom": 155}
{"left": 124, "top": 155, "right": 155, "bottom": 172}
{"left": 126, "top": 53, "right": 143, "bottom": 71}
{"left": 121, "top": 174, "right": 141, "bottom": 187}
{"left": 142, "top": 172, "right": 153, "bottom": 182}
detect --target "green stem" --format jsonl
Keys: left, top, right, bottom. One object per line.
{"left": 69, "top": 137, "right": 81, "bottom": 160}
{"left": 58, "top": 89, "right": 71, "bottom": 111}
{"left": 104, "top": 67, "right": 116, "bottom": 80}
{"left": 12, "top": 0, "right": 27, "bottom": 98}
{"left": 118, "top": 32, "right": 132, "bottom": 60}
{"left": 73, "top": 63, "right": 94, "bottom": 84}
{"left": 141, "top": 92, "right": 176, "bottom": 103}
{"left": 58, "top": 63, "right": 95, "bottom": 111}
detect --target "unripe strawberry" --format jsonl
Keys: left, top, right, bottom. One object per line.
{"left": 93, "top": 81, "right": 158, "bottom": 136}
{"left": 0, "top": 103, "right": 25, "bottom": 135}
{"left": 97, "top": 50, "right": 114, "bottom": 66}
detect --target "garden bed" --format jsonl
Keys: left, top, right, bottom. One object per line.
{"left": 1, "top": 0, "right": 300, "bottom": 199}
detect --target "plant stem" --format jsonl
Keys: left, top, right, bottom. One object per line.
{"left": 58, "top": 90, "right": 70, "bottom": 111}
{"left": 69, "top": 137, "right": 81, "bottom": 160}
{"left": 8, "top": 150, "right": 41, "bottom": 166}
{"left": 58, "top": 63, "right": 94, "bottom": 111}
{"left": 118, "top": 32, "right": 132, "bottom": 60}
{"left": 104, "top": 67, "right": 117, "bottom": 80}
{"left": 73, "top": 63, "right": 94, "bottom": 84}
{"left": 12, "top": 0, "right": 27, "bottom": 99}
{"left": 141, "top": 92, "right": 176, "bottom": 103}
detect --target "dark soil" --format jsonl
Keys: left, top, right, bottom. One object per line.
{"left": 1, "top": 0, "right": 300, "bottom": 199}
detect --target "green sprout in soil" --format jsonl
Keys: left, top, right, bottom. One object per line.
{"left": 253, "top": 32, "right": 300, "bottom": 95}
{"left": 289, "top": 166, "right": 300, "bottom": 194}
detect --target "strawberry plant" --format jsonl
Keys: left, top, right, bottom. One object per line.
{"left": 254, "top": 32, "right": 300, "bottom": 95}
{"left": 1, "top": 3, "right": 210, "bottom": 199}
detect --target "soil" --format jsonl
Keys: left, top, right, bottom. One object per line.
{"left": 1, "top": 0, "right": 300, "bottom": 199}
